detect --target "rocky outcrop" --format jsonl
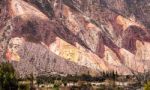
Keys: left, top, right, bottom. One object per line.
{"left": 0, "top": 0, "right": 150, "bottom": 76}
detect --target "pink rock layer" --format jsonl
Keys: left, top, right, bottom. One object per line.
{"left": 0, "top": 0, "right": 150, "bottom": 76}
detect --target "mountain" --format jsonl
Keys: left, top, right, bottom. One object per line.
{"left": 0, "top": 0, "right": 150, "bottom": 77}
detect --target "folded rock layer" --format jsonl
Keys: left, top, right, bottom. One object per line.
{"left": 0, "top": 0, "right": 150, "bottom": 77}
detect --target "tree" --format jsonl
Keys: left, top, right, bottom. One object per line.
{"left": 144, "top": 81, "right": 150, "bottom": 90}
{"left": 0, "top": 62, "right": 18, "bottom": 90}
{"left": 27, "top": 73, "right": 36, "bottom": 90}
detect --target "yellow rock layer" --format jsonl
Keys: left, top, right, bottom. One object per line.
{"left": 116, "top": 15, "right": 144, "bottom": 30}
{"left": 49, "top": 37, "right": 109, "bottom": 71}
{"left": 10, "top": 52, "right": 20, "bottom": 61}
{"left": 59, "top": 39, "right": 79, "bottom": 62}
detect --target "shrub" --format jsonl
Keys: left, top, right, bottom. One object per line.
{"left": 53, "top": 80, "right": 62, "bottom": 90}
{"left": 0, "top": 62, "right": 18, "bottom": 90}
{"left": 18, "top": 83, "right": 30, "bottom": 90}
{"left": 144, "top": 81, "right": 150, "bottom": 90}
{"left": 102, "top": 71, "right": 118, "bottom": 80}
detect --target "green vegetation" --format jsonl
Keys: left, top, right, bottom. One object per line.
{"left": 27, "top": 73, "right": 36, "bottom": 90}
{"left": 0, "top": 62, "right": 149, "bottom": 90}
{"left": 102, "top": 71, "right": 119, "bottom": 80}
{"left": 0, "top": 62, "right": 18, "bottom": 90}
{"left": 35, "top": 71, "right": 119, "bottom": 89}
{"left": 144, "top": 81, "right": 150, "bottom": 90}
{"left": 53, "top": 80, "right": 62, "bottom": 90}
{"left": 37, "top": 75, "right": 61, "bottom": 84}
{"left": 18, "top": 83, "right": 30, "bottom": 90}
{"left": 0, "top": 62, "right": 35, "bottom": 90}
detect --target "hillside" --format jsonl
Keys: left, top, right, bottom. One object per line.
{"left": 0, "top": 0, "right": 150, "bottom": 77}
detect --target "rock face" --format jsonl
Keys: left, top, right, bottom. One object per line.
{"left": 0, "top": 0, "right": 150, "bottom": 76}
